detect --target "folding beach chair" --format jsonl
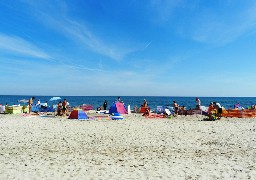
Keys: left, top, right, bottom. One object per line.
{"left": 156, "top": 106, "right": 164, "bottom": 114}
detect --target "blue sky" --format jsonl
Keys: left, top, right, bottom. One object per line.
{"left": 0, "top": 0, "right": 256, "bottom": 96}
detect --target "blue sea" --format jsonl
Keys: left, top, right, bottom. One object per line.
{"left": 0, "top": 95, "right": 256, "bottom": 110}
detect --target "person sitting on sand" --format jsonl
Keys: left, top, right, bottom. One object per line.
{"left": 208, "top": 102, "right": 216, "bottom": 120}
{"left": 180, "top": 106, "right": 187, "bottom": 116}
{"left": 62, "top": 99, "right": 68, "bottom": 116}
{"left": 134, "top": 105, "right": 139, "bottom": 113}
{"left": 56, "top": 101, "right": 63, "bottom": 116}
{"left": 213, "top": 102, "right": 222, "bottom": 119}
{"left": 41, "top": 101, "right": 48, "bottom": 110}
{"left": 97, "top": 106, "right": 104, "bottom": 111}
{"left": 142, "top": 108, "right": 150, "bottom": 116}
{"left": 173, "top": 101, "right": 179, "bottom": 116}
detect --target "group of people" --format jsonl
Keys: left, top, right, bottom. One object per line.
{"left": 27, "top": 97, "right": 69, "bottom": 116}
{"left": 171, "top": 98, "right": 223, "bottom": 119}
{"left": 28, "top": 97, "right": 49, "bottom": 114}
{"left": 4, "top": 96, "right": 256, "bottom": 121}
{"left": 56, "top": 99, "right": 69, "bottom": 116}
{"left": 208, "top": 102, "right": 222, "bottom": 120}
{"left": 98, "top": 97, "right": 125, "bottom": 111}
{"left": 97, "top": 100, "right": 108, "bottom": 111}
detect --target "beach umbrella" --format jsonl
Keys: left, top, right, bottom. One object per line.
{"left": 49, "top": 97, "right": 61, "bottom": 101}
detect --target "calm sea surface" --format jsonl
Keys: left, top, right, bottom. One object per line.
{"left": 0, "top": 95, "right": 256, "bottom": 110}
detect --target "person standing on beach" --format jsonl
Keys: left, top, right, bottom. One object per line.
{"left": 103, "top": 100, "right": 107, "bottom": 110}
{"left": 196, "top": 98, "right": 201, "bottom": 110}
{"left": 142, "top": 99, "right": 148, "bottom": 107}
{"left": 28, "top": 97, "right": 35, "bottom": 114}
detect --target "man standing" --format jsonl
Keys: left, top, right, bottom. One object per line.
{"left": 28, "top": 97, "right": 35, "bottom": 114}
{"left": 196, "top": 98, "right": 201, "bottom": 110}
{"left": 103, "top": 100, "right": 107, "bottom": 110}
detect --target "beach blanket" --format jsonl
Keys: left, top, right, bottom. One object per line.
{"left": 89, "top": 115, "right": 111, "bottom": 120}
{"left": 80, "top": 104, "right": 94, "bottom": 111}
{"left": 144, "top": 113, "right": 166, "bottom": 118}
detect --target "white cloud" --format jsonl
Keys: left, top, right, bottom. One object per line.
{"left": 0, "top": 33, "right": 51, "bottom": 60}
{"left": 21, "top": 1, "right": 141, "bottom": 61}
{"left": 187, "top": 2, "right": 256, "bottom": 45}
{"left": 149, "top": 0, "right": 183, "bottom": 23}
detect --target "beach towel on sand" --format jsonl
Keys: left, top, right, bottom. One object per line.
{"left": 144, "top": 113, "right": 166, "bottom": 118}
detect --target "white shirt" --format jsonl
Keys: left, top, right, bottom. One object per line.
{"left": 215, "top": 103, "right": 221, "bottom": 108}
{"left": 196, "top": 99, "right": 201, "bottom": 106}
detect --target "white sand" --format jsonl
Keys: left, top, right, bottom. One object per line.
{"left": 0, "top": 113, "right": 256, "bottom": 179}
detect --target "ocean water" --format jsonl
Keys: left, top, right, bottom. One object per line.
{"left": 0, "top": 95, "right": 256, "bottom": 110}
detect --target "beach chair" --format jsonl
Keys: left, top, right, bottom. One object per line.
{"left": 31, "top": 105, "right": 40, "bottom": 113}
{"left": 156, "top": 106, "right": 164, "bottom": 114}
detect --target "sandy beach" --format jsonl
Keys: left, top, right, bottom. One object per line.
{"left": 0, "top": 113, "right": 256, "bottom": 179}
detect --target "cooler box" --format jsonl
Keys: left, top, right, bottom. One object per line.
{"left": 5, "top": 106, "right": 23, "bottom": 114}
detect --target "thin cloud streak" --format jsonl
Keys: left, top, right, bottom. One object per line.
{"left": 22, "top": 1, "right": 141, "bottom": 61}
{"left": 144, "top": 41, "right": 152, "bottom": 50}
{"left": 61, "top": 19, "right": 127, "bottom": 61}
{"left": 0, "top": 33, "right": 51, "bottom": 60}
{"left": 149, "top": 0, "right": 183, "bottom": 23}
{"left": 189, "top": 2, "right": 256, "bottom": 45}
{"left": 64, "top": 62, "right": 109, "bottom": 73}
